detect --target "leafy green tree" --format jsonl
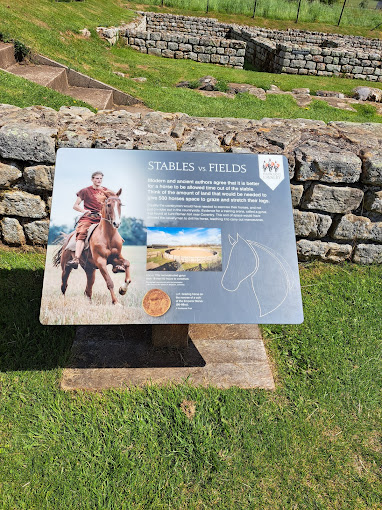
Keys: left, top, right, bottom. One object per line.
{"left": 119, "top": 217, "right": 146, "bottom": 246}
{"left": 48, "top": 224, "right": 71, "bottom": 244}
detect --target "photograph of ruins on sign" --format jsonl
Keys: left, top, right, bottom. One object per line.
{"left": 146, "top": 227, "right": 222, "bottom": 272}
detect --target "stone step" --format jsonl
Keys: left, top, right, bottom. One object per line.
{"left": 2, "top": 43, "right": 142, "bottom": 111}
{"left": 7, "top": 63, "right": 68, "bottom": 91}
{"left": 66, "top": 86, "right": 114, "bottom": 110}
{"left": 0, "top": 42, "right": 16, "bottom": 69}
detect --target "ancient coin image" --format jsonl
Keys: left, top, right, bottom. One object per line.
{"left": 142, "top": 289, "right": 171, "bottom": 317}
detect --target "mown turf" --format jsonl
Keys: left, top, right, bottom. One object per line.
{"left": 0, "top": 251, "right": 381, "bottom": 509}
{"left": 127, "top": 0, "right": 382, "bottom": 30}
{"left": 1, "top": 0, "right": 382, "bottom": 123}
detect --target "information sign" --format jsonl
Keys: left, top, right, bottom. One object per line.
{"left": 40, "top": 148, "right": 303, "bottom": 325}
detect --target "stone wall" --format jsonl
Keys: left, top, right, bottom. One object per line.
{"left": 0, "top": 104, "right": 381, "bottom": 264}
{"left": 107, "top": 12, "right": 382, "bottom": 81}
{"left": 121, "top": 14, "right": 245, "bottom": 68}
{"left": 145, "top": 12, "right": 230, "bottom": 38}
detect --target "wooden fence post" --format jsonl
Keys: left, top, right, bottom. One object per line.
{"left": 337, "top": 0, "right": 347, "bottom": 26}
{"left": 252, "top": 0, "right": 258, "bottom": 18}
{"left": 295, "top": 0, "right": 302, "bottom": 23}
{"left": 206, "top": 0, "right": 210, "bottom": 13}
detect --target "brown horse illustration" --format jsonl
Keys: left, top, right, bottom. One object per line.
{"left": 53, "top": 189, "right": 131, "bottom": 305}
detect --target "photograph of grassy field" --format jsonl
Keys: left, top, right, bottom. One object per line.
{"left": 40, "top": 246, "right": 147, "bottom": 325}
{"left": 146, "top": 227, "right": 222, "bottom": 271}
{"left": 147, "top": 246, "right": 222, "bottom": 271}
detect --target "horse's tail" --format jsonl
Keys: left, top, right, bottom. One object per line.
{"left": 52, "top": 232, "right": 71, "bottom": 267}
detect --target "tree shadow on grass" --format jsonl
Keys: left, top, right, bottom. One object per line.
{"left": 0, "top": 268, "right": 75, "bottom": 371}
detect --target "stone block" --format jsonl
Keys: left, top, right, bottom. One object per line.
{"left": 0, "top": 162, "right": 22, "bottom": 187}
{"left": 156, "top": 40, "right": 167, "bottom": 49}
{"left": 332, "top": 213, "right": 382, "bottom": 242}
{"left": 179, "top": 43, "right": 192, "bottom": 52}
{"left": 305, "top": 61, "right": 316, "bottom": 70}
{"left": 135, "top": 133, "right": 177, "bottom": 151}
{"left": 24, "top": 220, "right": 50, "bottom": 245}
{"left": 364, "top": 190, "right": 382, "bottom": 213}
{"left": 0, "top": 125, "right": 56, "bottom": 164}
{"left": 361, "top": 152, "right": 382, "bottom": 184}
{"left": 301, "top": 184, "right": 363, "bottom": 214}
{"left": 290, "top": 184, "right": 304, "bottom": 207}
{"left": 94, "top": 128, "right": 134, "bottom": 150}
{"left": 181, "top": 130, "right": 223, "bottom": 152}
{"left": 24, "top": 165, "right": 55, "bottom": 192}
{"left": 293, "top": 210, "right": 332, "bottom": 238}
{"left": 162, "top": 49, "right": 174, "bottom": 58}
{"left": 0, "top": 217, "right": 25, "bottom": 245}
{"left": 296, "top": 239, "right": 352, "bottom": 263}
{"left": 295, "top": 141, "right": 362, "bottom": 183}
{"left": 229, "top": 56, "right": 244, "bottom": 67}
{"left": 353, "top": 244, "right": 382, "bottom": 264}
{"left": 188, "top": 36, "right": 199, "bottom": 45}
{"left": 168, "top": 42, "right": 178, "bottom": 50}
{"left": 150, "top": 32, "right": 161, "bottom": 41}
{"left": 148, "top": 48, "right": 162, "bottom": 57}
{"left": 198, "top": 54, "right": 210, "bottom": 63}
{"left": 0, "top": 190, "right": 46, "bottom": 218}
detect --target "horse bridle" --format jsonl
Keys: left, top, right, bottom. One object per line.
{"left": 101, "top": 196, "right": 123, "bottom": 226}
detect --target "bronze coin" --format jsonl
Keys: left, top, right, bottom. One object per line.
{"left": 142, "top": 289, "right": 171, "bottom": 317}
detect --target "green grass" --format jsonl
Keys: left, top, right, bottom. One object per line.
{"left": 1, "top": 0, "right": 382, "bottom": 123}
{"left": 0, "top": 251, "right": 381, "bottom": 508}
{"left": 129, "top": 0, "right": 382, "bottom": 29}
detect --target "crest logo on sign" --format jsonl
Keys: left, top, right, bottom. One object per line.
{"left": 258, "top": 155, "right": 284, "bottom": 190}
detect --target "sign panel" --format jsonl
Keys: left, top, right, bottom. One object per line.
{"left": 40, "top": 148, "right": 303, "bottom": 325}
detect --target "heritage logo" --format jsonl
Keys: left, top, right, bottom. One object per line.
{"left": 258, "top": 155, "right": 284, "bottom": 190}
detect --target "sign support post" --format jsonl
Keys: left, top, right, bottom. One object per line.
{"left": 151, "top": 324, "right": 189, "bottom": 348}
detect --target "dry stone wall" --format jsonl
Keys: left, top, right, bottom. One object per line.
{"left": 110, "top": 12, "right": 382, "bottom": 80}
{"left": 121, "top": 13, "right": 245, "bottom": 68}
{"left": 0, "top": 103, "right": 381, "bottom": 264}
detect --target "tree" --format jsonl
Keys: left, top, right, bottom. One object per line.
{"left": 48, "top": 224, "right": 71, "bottom": 244}
{"left": 119, "top": 217, "right": 146, "bottom": 246}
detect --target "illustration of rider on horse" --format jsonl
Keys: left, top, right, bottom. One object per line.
{"left": 54, "top": 171, "right": 131, "bottom": 305}
{"left": 67, "top": 171, "right": 111, "bottom": 268}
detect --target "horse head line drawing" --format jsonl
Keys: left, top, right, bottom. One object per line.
{"left": 221, "top": 233, "right": 294, "bottom": 318}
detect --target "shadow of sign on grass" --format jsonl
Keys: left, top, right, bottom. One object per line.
{"left": 70, "top": 325, "right": 206, "bottom": 369}
{"left": 0, "top": 267, "right": 206, "bottom": 371}
{"left": 0, "top": 267, "right": 74, "bottom": 372}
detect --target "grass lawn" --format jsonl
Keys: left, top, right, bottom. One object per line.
{"left": 127, "top": 0, "right": 382, "bottom": 33}
{"left": 1, "top": 0, "right": 382, "bottom": 123}
{"left": 0, "top": 250, "right": 381, "bottom": 508}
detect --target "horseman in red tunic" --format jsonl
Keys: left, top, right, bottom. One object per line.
{"left": 67, "top": 171, "right": 114, "bottom": 269}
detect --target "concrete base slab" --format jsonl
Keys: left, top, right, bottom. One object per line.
{"left": 61, "top": 324, "right": 275, "bottom": 391}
